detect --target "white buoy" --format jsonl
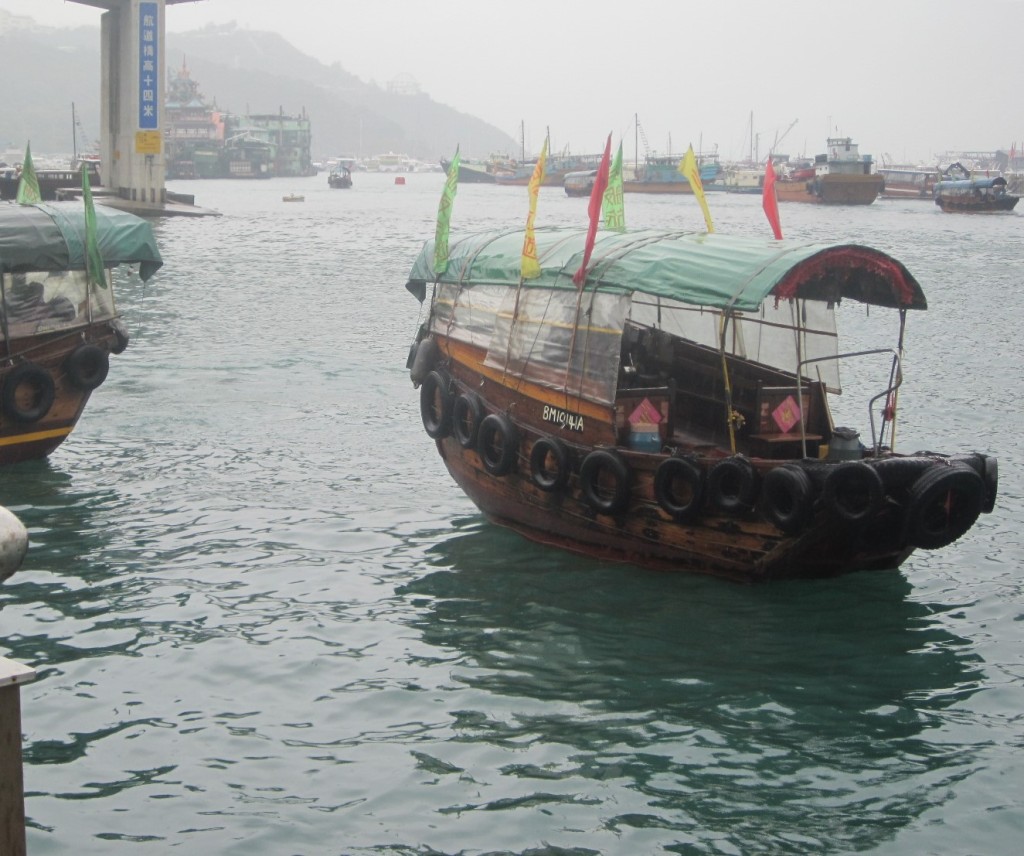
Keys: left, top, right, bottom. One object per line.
{"left": 0, "top": 506, "right": 28, "bottom": 583}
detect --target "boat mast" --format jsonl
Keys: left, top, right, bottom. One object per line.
{"left": 72, "top": 102, "right": 78, "bottom": 161}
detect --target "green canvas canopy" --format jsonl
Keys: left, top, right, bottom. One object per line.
{"left": 406, "top": 226, "right": 926, "bottom": 312}
{"left": 0, "top": 201, "right": 163, "bottom": 281}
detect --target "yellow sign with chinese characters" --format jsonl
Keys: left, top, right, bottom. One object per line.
{"left": 135, "top": 131, "right": 162, "bottom": 155}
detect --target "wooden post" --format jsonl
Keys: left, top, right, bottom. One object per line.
{"left": 0, "top": 657, "right": 36, "bottom": 856}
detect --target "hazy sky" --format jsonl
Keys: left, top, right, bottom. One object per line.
{"left": 5, "top": 0, "right": 1024, "bottom": 162}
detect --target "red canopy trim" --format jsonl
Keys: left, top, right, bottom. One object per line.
{"left": 771, "top": 246, "right": 923, "bottom": 309}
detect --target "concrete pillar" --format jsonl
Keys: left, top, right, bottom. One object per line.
{"left": 99, "top": 0, "right": 166, "bottom": 206}
{"left": 72, "top": 1, "right": 200, "bottom": 211}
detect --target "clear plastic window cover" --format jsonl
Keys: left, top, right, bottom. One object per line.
{"left": 431, "top": 284, "right": 841, "bottom": 403}
{"left": 432, "top": 283, "right": 627, "bottom": 405}
{"left": 629, "top": 295, "right": 842, "bottom": 392}
{"left": 1, "top": 269, "right": 115, "bottom": 340}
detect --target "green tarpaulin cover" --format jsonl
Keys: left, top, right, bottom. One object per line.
{"left": 0, "top": 201, "right": 163, "bottom": 281}
{"left": 406, "top": 227, "right": 925, "bottom": 312}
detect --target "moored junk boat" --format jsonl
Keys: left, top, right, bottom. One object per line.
{"left": 933, "top": 162, "right": 1019, "bottom": 212}
{"left": 0, "top": 201, "right": 162, "bottom": 465}
{"left": 405, "top": 227, "right": 997, "bottom": 582}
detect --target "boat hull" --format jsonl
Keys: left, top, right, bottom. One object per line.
{"left": 0, "top": 323, "right": 123, "bottom": 465}
{"left": 935, "top": 195, "right": 1019, "bottom": 213}
{"left": 775, "top": 174, "right": 883, "bottom": 205}
{"left": 437, "top": 431, "right": 915, "bottom": 582}
{"left": 414, "top": 343, "right": 991, "bottom": 583}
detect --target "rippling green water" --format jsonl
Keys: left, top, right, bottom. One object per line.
{"left": 2, "top": 174, "right": 1022, "bottom": 855}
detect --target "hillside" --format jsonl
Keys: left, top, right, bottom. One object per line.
{"left": 0, "top": 13, "right": 516, "bottom": 163}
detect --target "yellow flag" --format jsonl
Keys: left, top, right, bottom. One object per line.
{"left": 520, "top": 135, "right": 549, "bottom": 279}
{"left": 679, "top": 145, "right": 714, "bottom": 233}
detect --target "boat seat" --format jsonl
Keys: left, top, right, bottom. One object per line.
{"left": 749, "top": 383, "right": 823, "bottom": 458}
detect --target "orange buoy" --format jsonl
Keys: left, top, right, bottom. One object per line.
{"left": 395, "top": 176, "right": 406, "bottom": 185}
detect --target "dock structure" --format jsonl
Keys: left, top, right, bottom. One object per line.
{"left": 70, "top": 1, "right": 217, "bottom": 217}
{"left": 1, "top": 658, "right": 36, "bottom": 856}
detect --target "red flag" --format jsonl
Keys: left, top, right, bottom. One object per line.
{"left": 762, "top": 158, "right": 783, "bottom": 240}
{"left": 572, "top": 132, "right": 613, "bottom": 287}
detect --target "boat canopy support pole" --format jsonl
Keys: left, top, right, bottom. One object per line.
{"left": 718, "top": 313, "right": 737, "bottom": 454}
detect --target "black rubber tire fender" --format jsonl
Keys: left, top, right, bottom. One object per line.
{"left": 2, "top": 362, "right": 55, "bottom": 424}
{"left": 904, "top": 463, "right": 984, "bottom": 550}
{"left": 477, "top": 412, "right": 520, "bottom": 476}
{"left": 980, "top": 455, "right": 998, "bottom": 514}
{"left": 529, "top": 436, "right": 571, "bottom": 492}
{"left": 64, "top": 343, "right": 110, "bottom": 392}
{"left": 822, "top": 461, "right": 885, "bottom": 525}
{"left": 110, "top": 319, "right": 130, "bottom": 355}
{"left": 707, "top": 455, "right": 758, "bottom": 514}
{"left": 654, "top": 456, "right": 704, "bottom": 522}
{"left": 419, "top": 369, "right": 453, "bottom": 439}
{"left": 579, "top": 449, "right": 631, "bottom": 515}
{"left": 452, "top": 391, "right": 484, "bottom": 450}
{"left": 759, "top": 465, "right": 814, "bottom": 535}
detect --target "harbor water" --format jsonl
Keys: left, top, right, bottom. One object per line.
{"left": 1, "top": 173, "right": 1022, "bottom": 855}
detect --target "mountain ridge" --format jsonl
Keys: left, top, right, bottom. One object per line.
{"left": 0, "top": 14, "right": 516, "bottom": 163}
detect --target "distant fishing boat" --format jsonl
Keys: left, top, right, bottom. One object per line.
{"left": 622, "top": 153, "right": 721, "bottom": 194}
{"left": 775, "top": 137, "right": 884, "bottom": 205}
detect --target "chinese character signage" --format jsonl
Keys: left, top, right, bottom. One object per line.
{"left": 138, "top": 2, "right": 158, "bottom": 130}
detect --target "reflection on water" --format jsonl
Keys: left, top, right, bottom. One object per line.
{"left": 0, "top": 176, "right": 1021, "bottom": 854}
{"left": 399, "top": 523, "right": 986, "bottom": 852}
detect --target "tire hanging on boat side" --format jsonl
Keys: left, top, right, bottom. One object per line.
{"left": 529, "top": 436, "right": 572, "bottom": 492}
{"left": 654, "top": 456, "right": 704, "bottom": 522}
{"left": 707, "top": 455, "right": 758, "bottom": 514}
{"left": 759, "top": 465, "right": 814, "bottom": 535}
{"left": 1, "top": 362, "right": 55, "bottom": 424}
{"left": 419, "top": 369, "right": 453, "bottom": 439}
{"left": 477, "top": 413, "right": 520, "bottom": 476}
{"left": 452, "top": 391, "right": 484, "bottom": 450}
{"left": 64, "top": 344, "right": 110, "bottom": 392}
{"left": 822, "top": 461, "right": 885, "bottom": 526}
{"left": 579, "top": 449, "right": 631, "bottom": 515}
{"left": 903, "top": 463, "right": 984, "bottom": 550}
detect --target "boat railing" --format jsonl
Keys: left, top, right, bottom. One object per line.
{"left": 797, "top": 348, "right": 902, "bottom": 457}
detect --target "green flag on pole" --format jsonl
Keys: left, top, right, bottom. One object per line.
{"left": 434, "top": 148, "right": 460, "bottom": 274}
{"left": 16, "top": 141, "right": 41, "bottom": 205}
{"left": 82, "top": 164, "right": 107, "bottom": 289}
{"left": 603, "top": 141, "right": 626, "bottom": 233}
